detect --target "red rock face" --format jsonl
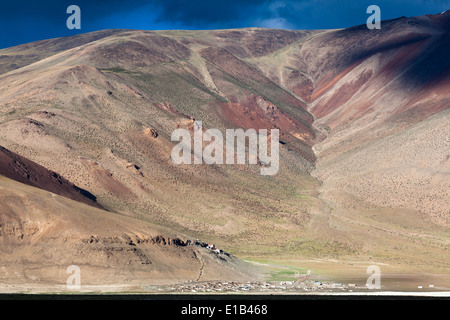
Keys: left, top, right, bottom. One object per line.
{"left": 219, "top": 94, "right": 315, "bottom": 145}
{"left": 305, "top": 12, "right": 450, "bottom": 225}
{"left": 303, "top": 13, "right": 450, "bottom": 131}
{"left": 286, "top": 70, "right": 315, "bottom": 103}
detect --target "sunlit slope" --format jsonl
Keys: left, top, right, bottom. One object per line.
{"left": 0, "top": 175, "right": 257, "bottom": 290}
{"left": 0, "top": 11, "right": 448, "bottom": 274}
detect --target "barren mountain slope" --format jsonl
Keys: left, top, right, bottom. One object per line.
{"left": 0, "top": 30, "right": 127, "bottom": 75}
{"left": 0, "top": 28, "right": 321, "bottom": 260}
{"left": 0, "top": 175, "right": 257, "bottom": 292}
{"left": 0, "top": 145, "right": 102, "bottom": 209}
{"left": 0, "top": 11, "right": 449, "bottom": 286}
{"left": 301, "top": 13, "right": 450, "bottom": 225}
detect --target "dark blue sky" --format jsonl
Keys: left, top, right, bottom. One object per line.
{"left": 1, "top": 0, "right": 449, "bottom": 49}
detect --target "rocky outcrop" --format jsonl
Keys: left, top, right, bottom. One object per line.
{"left": 144, "top": 128, "right": 158, "bottom": 138}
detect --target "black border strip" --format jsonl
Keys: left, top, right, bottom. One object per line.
{"left": 1, "top": 293, "right": 449, "bottom": 300}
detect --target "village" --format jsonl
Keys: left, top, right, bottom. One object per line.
{"left": 151, "top": 280, "right": 367, "bottom": 294}
{"left": 150, "top": 240, "right": 369, "bottom": 294}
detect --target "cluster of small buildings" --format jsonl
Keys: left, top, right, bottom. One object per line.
{"left": 156, "top": 280, "right": 368, "bottom": 293}
{"left": 205, "top": 244, "right": 224, "bottom": 255}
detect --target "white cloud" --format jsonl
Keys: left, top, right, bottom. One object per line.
{"left": 254, "top": 17, "right": 294, "bottom": 29}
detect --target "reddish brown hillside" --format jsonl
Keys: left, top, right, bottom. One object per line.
{"left": 0, "top": 145, "right": 103, "bottom": 209}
